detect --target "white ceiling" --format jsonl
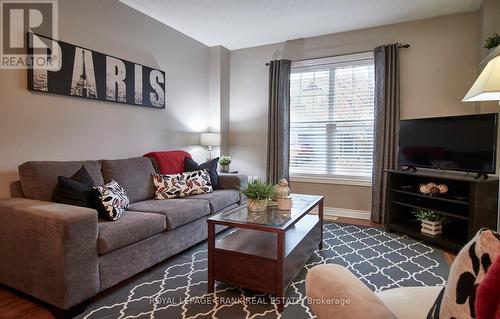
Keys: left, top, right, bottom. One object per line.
{"left": 120, "top": 0, "right": 483, "bottom": 50}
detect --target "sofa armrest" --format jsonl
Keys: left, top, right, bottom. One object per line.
{"left": 219, "top": 173, "right": 248, "bottom": 190}
{"left": 0, "top": 198, "right": 99, "bottom": 309}
{"left": 306, "top": 264, "right": 396, "bottom": 319}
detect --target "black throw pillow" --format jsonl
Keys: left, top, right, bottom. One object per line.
{"left": 184, "top": 157, "right": 220, "bottom": 190}
{"left": 52, "top": 166, "right": 96, "bottom": 208}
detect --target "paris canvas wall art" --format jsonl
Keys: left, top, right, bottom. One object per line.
{"left": 27, "top": 33, "right": 166, "bottom": 109}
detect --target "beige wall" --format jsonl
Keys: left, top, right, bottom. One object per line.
{"left": 229, "top": 12, "right": 480, "bottom": 211}
{"left": 292, "top": 182, "right": 372, "bottom": 211}
{"left": 0, "top": 0, "right": 212, "bottom": 198}
{"left": 208, "top": 46, "right": 231, "bottom": 155}
{"left": 479, "top": 0, "right": 500, "bottom": 60}
{"left": 0, "top": 3, "right": 489, "bottom": 208}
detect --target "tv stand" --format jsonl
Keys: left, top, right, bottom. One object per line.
{"left": 474, "top": 172, "right": 489, "bottom": 180}
{"left": 385, "top": 169, "right": 498, "bottom": 251}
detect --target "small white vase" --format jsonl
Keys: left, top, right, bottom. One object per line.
{"left": 247, "top": 199, "right": 268, "bottom": 212}
{"left": 421, "top": 220, "right": 442, "bottom": 236}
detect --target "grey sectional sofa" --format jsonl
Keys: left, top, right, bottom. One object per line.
{"left": 0, "top": 156, "right": 247, "bottom": 315}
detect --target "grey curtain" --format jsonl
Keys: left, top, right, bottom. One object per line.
{"left": 371, "top": 44, "right": 400, "bottom": 223}
{"left": 266, "top": 59, "right": 291, "bottom": 184}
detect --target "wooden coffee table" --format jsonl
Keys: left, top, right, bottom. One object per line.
{"left": 207, "top": 194, "right": 324, "bottom": 311}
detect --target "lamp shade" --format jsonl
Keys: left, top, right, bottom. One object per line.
{"left": 200, "top": 133, "right": 221, "bottom": 146}
{"left": 463, "top": 55, "right": 500, "bottom": 102}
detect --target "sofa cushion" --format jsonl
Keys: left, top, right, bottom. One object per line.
{"left": 128, "top": 199, "right": 210, "bottom": 230}
{"left": 186, "top": 189, "right": 241, "bottom": 212}
{"left": 149, "top": 157, "right": 161, "bottom": 173}
{"left": 18, "top": 160, "right": 104, "bottom": 201}
{"left": 101, "top": 157, "right": 155, "bottom": 203}
{"left": 98, "top": 211, "right": 166, "bottom": 254}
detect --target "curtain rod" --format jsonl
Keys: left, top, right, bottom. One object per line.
{"left": 265, "top": 43, "right": 410, "bottom": 66}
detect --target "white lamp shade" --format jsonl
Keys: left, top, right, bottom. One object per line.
{"left": 200, "top": 133, "right": 221, "bottom": 146}
{"left": 463, "top": 55, "right": 500, "bottom": 102}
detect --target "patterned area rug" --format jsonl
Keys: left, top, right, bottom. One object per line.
{"left": 77, "top": 223, "right": 449, "bottom": 319}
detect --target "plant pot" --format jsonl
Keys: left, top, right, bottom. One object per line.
{"left": 220, "top": 164, "right": 230, "bottom": 173}
{"left": 247, "top": 199, "right": 268, "bottom": 212}
{"left": 421, "top": 220, "right": 442, "bottom": 236}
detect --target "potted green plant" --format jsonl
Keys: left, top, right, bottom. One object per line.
{"left": 219, "top": 155, "right": 231, "bottom": 173}
{"left": 238, "top": 179, "right": 276, "bottom": 211}
{"left": 414, "top": 209, "right": 447, "bottom": 236}
{"left": 483, "top": 33, "right": 500, "bottom": 51}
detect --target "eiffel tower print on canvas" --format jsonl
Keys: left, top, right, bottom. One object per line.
{"left": 70, "top": 48, "right": 97, "bottom": 99}
{"left": 27, "top": 33, "right": 166, "bottom": 109}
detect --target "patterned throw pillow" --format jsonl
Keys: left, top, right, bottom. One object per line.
{"left": 94, "top": 180, "right": 129, "bottom": 221}
{"left": 184, "top": 157, "right": 220, "bottom": 189}
{"left": 153, "top": 173, "right": 181, "bottom": 199}
{"left": 153, "top": 169, "right": 213, "bottom": 199}
{"left": 427, "top": 229, "right": 500, "bottom": 318}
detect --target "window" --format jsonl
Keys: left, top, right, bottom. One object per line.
{"left": 289, "top": 52, "right": 375, "bottom": 183}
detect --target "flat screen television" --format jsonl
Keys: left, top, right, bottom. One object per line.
{"left": 399, "top": 113, "right": 498, "bottom": 174}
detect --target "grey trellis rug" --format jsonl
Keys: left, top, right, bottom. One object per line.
{"left": 77, "top": 223, "right": 449, "bottom": 319}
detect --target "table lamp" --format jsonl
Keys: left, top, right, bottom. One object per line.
{"left": 463, "top": 55, "right": 500, "bottom": 105}
{"left": 200, "top": 132, "right": 221, "bottom": 160}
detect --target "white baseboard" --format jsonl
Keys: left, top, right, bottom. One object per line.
{"left": 311, "top": 206, "right": 371, "bottom": 220}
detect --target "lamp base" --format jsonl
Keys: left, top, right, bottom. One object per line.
{"left": 207, "top": 145, "right": 213, "bottom": 161}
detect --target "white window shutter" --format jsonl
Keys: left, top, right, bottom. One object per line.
{"left": 290, "top": 54, "right": 375, "bottom": 180}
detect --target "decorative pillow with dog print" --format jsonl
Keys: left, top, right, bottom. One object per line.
{"left": 153, "top": 169, "right": 213, "bottom": 199}
{"left": 427, "top": 229, "right": 500, "bottom": 318}
{"left": 94, "top": 180, "right": 129, "bottom": 221}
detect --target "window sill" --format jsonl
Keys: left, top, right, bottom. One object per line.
{"left": 290, "top": 176, "right": 372, "bottom": 187}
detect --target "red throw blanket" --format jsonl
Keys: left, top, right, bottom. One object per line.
{"left": 144, "top": 150, "right": 192, "bottom": 174}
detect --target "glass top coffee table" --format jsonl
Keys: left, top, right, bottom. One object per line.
{"left": 207, "top": 194, "right": 324, "bottom": 312}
